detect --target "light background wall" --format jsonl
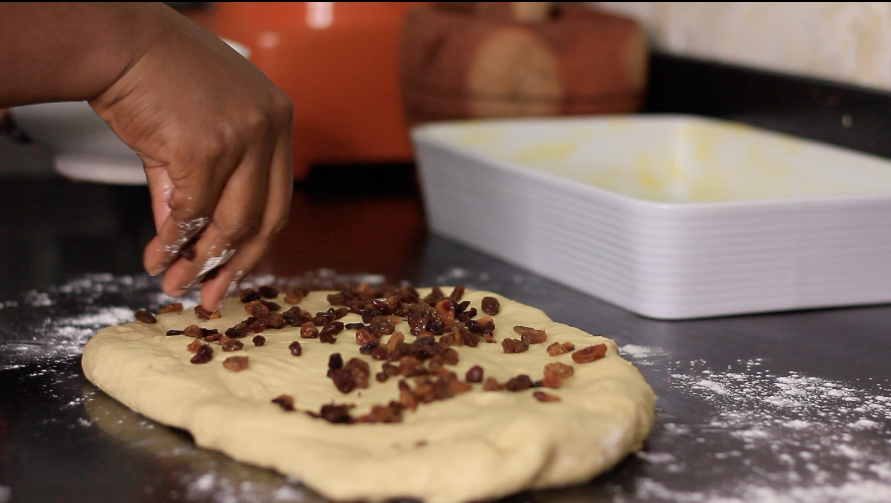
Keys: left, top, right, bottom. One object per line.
{"left": 596, "top": 2, "right": 891, "bottom": 92}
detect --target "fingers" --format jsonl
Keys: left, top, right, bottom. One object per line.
{"left": 143, "top": 160, "right": 174, "bottom": 233}
{"left": 159, "top": 141, "right": 271, "bottom": 300}
{"left": 198, "top": 131, "right": 293, "bottom": 310}
{"left": 143, "top": 142, "right": 240, "bottom": 276}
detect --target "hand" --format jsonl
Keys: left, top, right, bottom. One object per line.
{"left": 89, "top": 4, "right": 294, "bottom": 311}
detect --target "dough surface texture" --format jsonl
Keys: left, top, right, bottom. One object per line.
{"left": 82, "top": 289, "right": 656, "bottom": 503}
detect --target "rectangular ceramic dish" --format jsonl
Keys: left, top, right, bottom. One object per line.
{"left": 412, "top": 115, "right": 891, "bottom": 319}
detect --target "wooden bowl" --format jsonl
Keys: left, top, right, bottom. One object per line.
{"left": 400, "top": 3, "right": 648, "bottom": 126}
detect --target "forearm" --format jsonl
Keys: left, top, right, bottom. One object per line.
{"left": 0, "top": 2, "right": 166, "bottom": 107}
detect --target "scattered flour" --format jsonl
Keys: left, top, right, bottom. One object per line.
{"left": 621, "top": 345, "right": 891, "bottom": 503}
{"left": 181, "top": 471, "right": 307, "bottom": 503}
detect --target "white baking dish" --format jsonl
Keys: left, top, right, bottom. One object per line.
{"left": 412, "top": 115, "right": 891, "bottom": 319}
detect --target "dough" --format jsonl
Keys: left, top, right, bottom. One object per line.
{"left": 82, "top": 288, "right": 655, "bottom": 503}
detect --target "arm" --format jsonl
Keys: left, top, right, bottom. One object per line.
{"left": 0, "top": 3, "right": 294, "bottom": 311}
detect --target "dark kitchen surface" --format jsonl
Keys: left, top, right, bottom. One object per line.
{"left": 3, "top": 59, "right": 891, "bottom": 502}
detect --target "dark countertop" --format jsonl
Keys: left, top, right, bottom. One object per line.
{"left": 1, "top": 159, "right": 890, "bottom": 503}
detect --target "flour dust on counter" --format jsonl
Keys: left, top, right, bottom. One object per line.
{"left": 0, "top": 273, "right": 198, "bottom": 366}
{"left": 620, "top": 346, "right": 891, "bottom": 503}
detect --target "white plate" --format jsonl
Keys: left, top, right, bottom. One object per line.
{"left": 412, "top": 115, "right": 891, "bottom": 319}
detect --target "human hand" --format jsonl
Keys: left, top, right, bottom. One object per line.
{"left": 89, "top": 4, "right": 294, "bottom": 311}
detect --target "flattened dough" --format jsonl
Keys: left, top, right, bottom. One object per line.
{"left": 82, "top": 289, "right": 655, "bottom": 503}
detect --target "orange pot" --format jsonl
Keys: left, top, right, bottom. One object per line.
{"left": 211, "top": 2, "right": 425, "bottom": 179}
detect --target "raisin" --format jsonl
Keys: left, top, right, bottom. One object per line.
{"left": 319, "top": 404, "right": 354, "bottom": 424}
{"left": 320, "top": 321, "right": 344, "bottom": 337}
{"left": 183, "top": 325, "right": 203, "bottom": 338}
{"left": 186, "top": 339, "right": 202, "bottom": 353}
{"left": 283, "top": 306, "right": 308, "bottom": 326}
{"left": 166, "top": 329, "right": 184, "bottom": 336}
{"left": 223, "top": 356, "right": 249, "bottom": 372}
{"left": 483, "top": 377, "right": 504, "bottom": 391}
{"left": 514, "top": 326, "right": 547, "bottom": 344}
{"left": 344, "top": 358, "right": 371, "bottom": 388}
{"left": 258, "top": 285, "right": 279, "bottom": 299}
{"left": 547, "top": 341, "right": 576, "bottom": 356}
{"left": 533, "top": 391, "right": 561, "bottom": 402}
{"left": 406, "top": 312, "right": 426, "bottom": 335}
{"left": 260, "top": 299, "right": 281, "bottom": 312}
{"left": 271, "top": 394, "right": 295, "bottom": 411}
{"left": 247, "top": 318, "right": 267, "bottom": 333}
{"left": 190, "top": 344, "right": 213, "bottom": 364}
{"left": 327, "top": 292, "right": 347, "bottom": 305}
{"left": 194, "top": 305, "right": 215, "bottom": 320}
{"left": 345, "top": 322, "right": 365, "bottom": 331}
{"left": 376, "top": 372, "right": 389, "bottom": 383}
{"left": 359, "top": 341, "right": 379, "bottom": 355}
{"left": 456, "top": 307, "right": 478, "bottom": 322}
{"left": 284, "top": 290, "right": 305, "bottom": 305}
{"left": 222, "top": 340, "right": 244, "bottom": 352}
{"left": 399, "top": 380, "right": 418, "bottom": 411}
{"left": 441, "top": 348, "right": 460, "bottom": 365}
{"left": 356, "top": 403, "right": 403, "bottom": 424}
{"left": 481, "top": 296, "right": 500, "bottom": 316}
{"left": 572, "top": 344, "right": 607, "bottom": 363}
{"left": 265, "top": 312, "right": 286, "bottom": 329}
{"left": 426, "top": 319, "right": 445, "bottom": 335}
{"left": 501, "top": 338, "right": 529, "bottom": 354}
{"left": 454, "top": 300, "right": 470, "bottom": 315}
{"left": 397, "top": 356, "right": 427, "bottom": 377}
{"left": 240, "top": 288, "right": 261, "bottom": 303}
{"left": 465, "top": 365, "right": 484, "bottom": 383}
{"left": 327, "top": 353, "right": 344, "bottom": 376}
{"left": 225, "top": 327, "right": 246, "bottom": 338}
{"left": 245, "top": 300, "right": 269, "bottom": 318}
{"left": 134, "top": 309, "right": 156, "bottom": 324}
{"left": 300, "top": 322, "right": 319, "bottom": 339}
{"left": 319, "top": 332, "right": 336, "bottom": 344}
{"left": 449, "top": 285, "right": 465, "bottom": 301}
{"left": 370, "top": 346, "right": 389, "bottom": 360}
{"left": 252, "top": 335, "right": 266, "bottom": 346}
{"left": 505, "top": 374, "right": 533, "bottom": 391}
{"left": 355, "top": 329, "right": 378, "bottom": 345}
{"left": 330, "top": 368, "right": 356, "bottom": 394}
{"left": 369, "top": 317, "right": 396, "bottom": 337}
{"left": 423, "top": 286, "right": 446, "bottom": 306}
{"left": 289, "top": 341, "right": 303, "bottom": 356}
{"left": 543, "top": 362, "right": 574, "bottom": 388}
{"left": 160, "top": 303, "right": 184, "bottom": 314}
{"left": 385, "top": 332, "right": 405, "bottom": 351}
{"left": 435, "top": 299, "right": 455, "bottom": 327}
{"left": 462, "top": 330, "right": 480, "bottom": 348}
{"left": 313, "top": 313, "right": 331, "bottom": 327}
